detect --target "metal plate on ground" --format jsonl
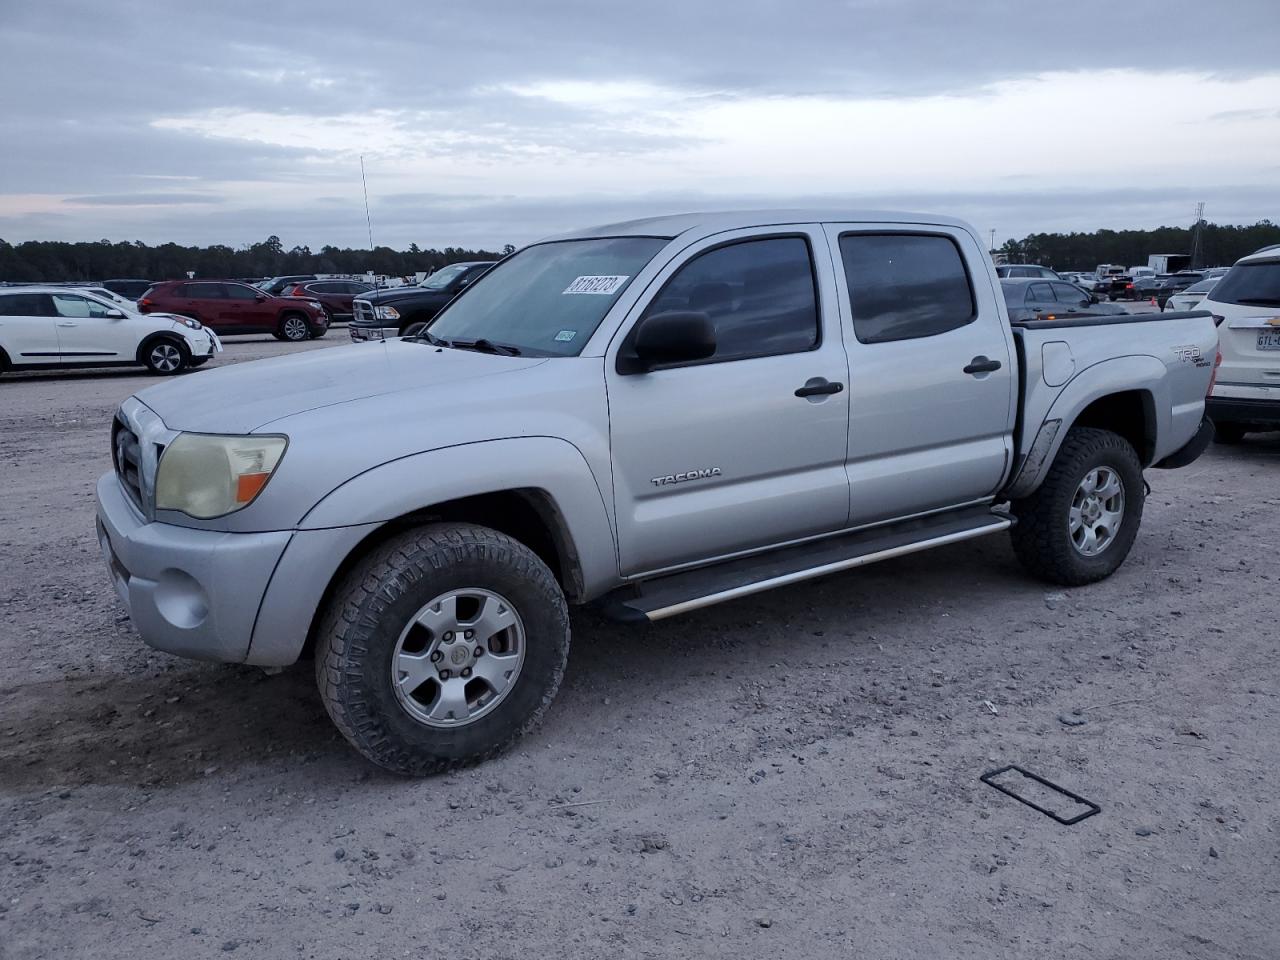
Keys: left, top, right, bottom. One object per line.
{"left": 981, "top": 765, "right": 1101, "bottom": 825}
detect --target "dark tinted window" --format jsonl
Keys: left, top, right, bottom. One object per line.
{"left": 643, "top": 237, "right": 819, "bottom": 362}
{"left": 1052, "top": 283, "right": 1087, "bottom": 303}
{"left": 0, "top": 293, "right": 52, "bottom": 316}
{"left": 184, "top": 282, "right": 226, "bottom": 299}
{"left": 840, "top": 234, "right": 975, "bottom": 343}
{"left": 225, "top": 283, "right": 261, "bottom": 300}
{"left": 1028, "top": 282, "right": 1055, "bottom": 302}
{"left": 347, "top": 281, "right": 375, "bottom": 293}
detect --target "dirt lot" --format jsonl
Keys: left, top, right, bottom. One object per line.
{"left": 2, "top": 331, "right": 1278, "bottom": 959}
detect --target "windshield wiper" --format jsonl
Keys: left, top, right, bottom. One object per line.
{"left": 448, "top": 337, "right": 522, "bottom": 356}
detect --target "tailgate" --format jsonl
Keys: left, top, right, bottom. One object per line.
{"left": 1217, "top": 314, "right": 1280, "bottom": 389}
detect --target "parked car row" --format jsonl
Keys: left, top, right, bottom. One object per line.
{"left": 0, "top": 286, "right": 221, "bottom": 376}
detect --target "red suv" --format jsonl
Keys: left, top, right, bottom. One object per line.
{"left": 139, "top": 281, "right": 329, "bottom": 341}
{"left": 283, "top": 279, "right": 376, "bottom": 322}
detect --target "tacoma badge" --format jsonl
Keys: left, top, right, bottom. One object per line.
{"left": 651, "top": 467, "right": 722, "bottom": 487}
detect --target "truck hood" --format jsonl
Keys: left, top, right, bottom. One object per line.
{"left": 135, "top": 340, "right": 546, "bottom": 434}
{"left": 357, "top": 285, "right": 451, "bottom": 306}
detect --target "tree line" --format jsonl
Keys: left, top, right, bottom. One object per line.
{"left": 0, "top": 235, "right": 513, "bottom": 282}
{"left": 997, "top": 220, "right": 1280, "bottom": 272}
{"left": 2, "top": 220, "right": 1278, "bottom": 282}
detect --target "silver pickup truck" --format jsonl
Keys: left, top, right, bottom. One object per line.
{"left": 96, "top": 210, "right": 1218, "bottom": 774}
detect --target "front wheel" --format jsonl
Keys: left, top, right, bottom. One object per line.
{"left": 315, "top": 523, "right": 570, "bottom": 776}
{"left": 1009, "top": 427, "right": 1144, "bottom": 586}
{"left": 143, "top": 338, "right": 188, "bottom": 375}
{"left": 279, "top": 314, "right": 311, "bottom": 342}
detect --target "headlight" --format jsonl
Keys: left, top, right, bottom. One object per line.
{"left": 176, "top": 316, "right": 202, "bottom": 329}
{"left": 372, "top": 305, "right": 400, "bottom": 320}
{"left": 155, "top": 434, "right": 287, "bottom": 519}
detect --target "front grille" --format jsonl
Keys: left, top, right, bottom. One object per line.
{"left": 112, "top": 416, "right": 145, "bottom": 512}
{"left": 353, "top": 299, "right": 375, "bottom": 324}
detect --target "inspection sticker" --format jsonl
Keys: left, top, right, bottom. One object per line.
{"left": 554, "top": 329, "right": 577, "bottom": 342}
{"left": 563, "top": 275, "right": 628, "bottom": 295}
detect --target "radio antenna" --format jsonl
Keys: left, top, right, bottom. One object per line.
{"left": 360, "top": 154, "right": 379, "bottom": 290}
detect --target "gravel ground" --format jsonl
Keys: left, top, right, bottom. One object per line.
{"left": 2, "top": 328, "right": 1278, "bottom": 959}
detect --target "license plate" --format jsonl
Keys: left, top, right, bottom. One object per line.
{"left": 1258, "top": 331, "right": 1280, "bottom": 351}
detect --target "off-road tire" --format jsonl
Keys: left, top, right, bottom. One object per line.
{"left": 1010, "top": 427, "right": 1144, "bottom": 586}
{"left": 1212, "top": 422, "right": 1247, "bottom": 444}
{"left": 315, "top": 523, "right": 570, "bottom": 776}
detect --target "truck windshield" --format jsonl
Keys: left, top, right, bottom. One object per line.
{"left": 420, "top": 264, "right": 472, "bottom": 290}
{"left": 426, "top": 237, "right": 668, "bottom": 356}
{"left": 1210, "top": 262, "right": 1280, "bottom": 307}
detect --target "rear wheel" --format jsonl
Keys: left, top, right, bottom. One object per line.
{"left": 1010, "top": 427, "right": 1144, "bottom": 586}
{"left": 279, "top": 314, "right": 310, "bottom": 342}
{"left": 143, "top": 338, "right": 188, "bottom": 375}
{"left": 315, "top": 523, "right": 570, "bottom": 776}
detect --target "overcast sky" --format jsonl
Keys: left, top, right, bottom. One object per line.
{"left": 2, "top": 0, "right": 1278, "bottom": 250}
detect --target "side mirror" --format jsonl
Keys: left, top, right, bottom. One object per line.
{"left": 1089, "top": 294, "right": 1099, "bottom": 304}
{"left": 105, "top": 309, "right": 126, "bottom": 319}
{"left": 623, "top": 310, "right": 716, "bottom": 373}
{"left": 255, "top": 294, "right": 267, "bottom": 302}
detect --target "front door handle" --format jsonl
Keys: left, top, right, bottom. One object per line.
{"left": 963, "top": 357, "right": 1002, "bottom": 375}
{"left": 795, "top": 377, "right": 844, "bottom": 398}
{"left": 57, "top": 322, "right": 78, "bottom": 327}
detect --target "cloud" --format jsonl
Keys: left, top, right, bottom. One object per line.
{"left": 64, "top": 193, "right": 224, "bottom": 206}
{"left": 1, "top": 0, "right": 1279, "bottom": 247}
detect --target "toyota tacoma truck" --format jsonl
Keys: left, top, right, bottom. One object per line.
{"left": 95, "top": 210, "right": 1218, "bottom": 775}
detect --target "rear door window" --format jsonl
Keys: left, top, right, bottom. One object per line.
{"left": 839, "top": 233, "right": 975, "bottom": 343}
{"left": 0, "top": 293, "right": 53, "bottom": 316}
{"left": 1028, "top": 282, "right": 1055, "bottom": 302}
{"left": 184, "top": 283, "right": 226, "bottom": 299}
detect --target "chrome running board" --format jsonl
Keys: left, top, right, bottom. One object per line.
{"left": 598, "top": 506, "right": 1011, "bottom": 623}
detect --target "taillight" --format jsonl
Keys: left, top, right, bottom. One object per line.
{"left": 1207, "top": 348, "right": 1222, "bottom": 396}
{"left": 1211, "top": 314, "right": 1225, "bottom": 327}
{"left": 139, "top": 298, "right": 152, "bottom": 310}
{"left": 1126, "top": 283, "right": 1133, "bottom": 289}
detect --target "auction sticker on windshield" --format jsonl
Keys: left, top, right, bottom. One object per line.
{"left": 563, "top": 275, "right": 628, "bottom": 295}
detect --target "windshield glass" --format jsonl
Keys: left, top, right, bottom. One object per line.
{"left": 1210, "top": 262, "right": 1280, "bottom": 306}
{"left": 426, "top": 237, "right": 668, "bottom": 356}
{"left": 420, "top": 263, "right": 472, "bottom": 290}
{"left": 1183, "top": 278, "right": 1219, "bottom": 294}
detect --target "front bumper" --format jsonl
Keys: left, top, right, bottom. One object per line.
{"left": 95, "top": 473, "right": 291, "bottom": 663}
{"left": 349, "top": 325, "right": 399, "bottom": 342}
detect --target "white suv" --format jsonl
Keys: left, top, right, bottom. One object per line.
{"left": 0, "top": 287, "right": 220, "bottom": 376}
{"left": 1201, "top": 246, "right": 1280, "bottom": 441}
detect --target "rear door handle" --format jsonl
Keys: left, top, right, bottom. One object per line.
{"left": 57, "top": 322, "right": 78, "bottom": 327}
{"left": 795, "top": 377, "right": 844, "bottom": 398}
{"left": 963, "top": 357, "right": 1002, "bottom": 375}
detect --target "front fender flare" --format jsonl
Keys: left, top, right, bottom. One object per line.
{"left": 299, "top": 436, "right": 618, "bottom": 593}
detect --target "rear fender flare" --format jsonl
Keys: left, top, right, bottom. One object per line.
{"left": 1009, "top": 355, "right": 1168, "bottom": 497}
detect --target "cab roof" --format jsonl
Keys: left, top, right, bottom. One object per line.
{"left": 542, "top": 209, "right": 978, "bottom": 243}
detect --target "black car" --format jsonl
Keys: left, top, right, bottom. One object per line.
{"left": 101, "top": 278, "right": 153, "bottom": 300}
{"left": 258, "top": 274, "right": 318, "bottom": 296}
{"left": 349, "top": 261, "right": 497, "bottom": 340}
{"left": 1153, "top": 271, "right": 1206, "bottom": 308}
{"left": 1000, "top": 278, "right": 1128, "bottom": 324}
